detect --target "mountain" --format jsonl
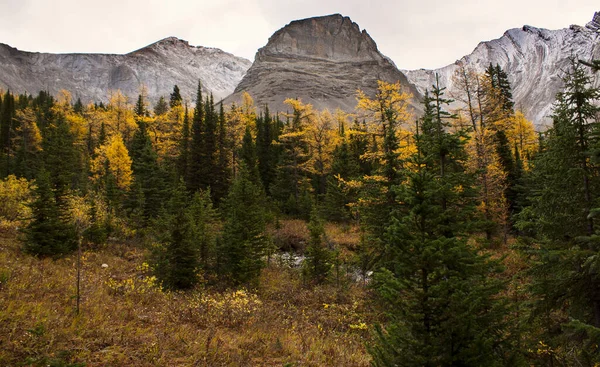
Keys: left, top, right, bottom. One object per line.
{"left": 225, "top": 14, "right": 421, "bottom": 113}
{"left": 0, "top": 37, "right": 252, "bottom": 104}
{"left": 403, "top": 11, "right": 600, "bottom": 127}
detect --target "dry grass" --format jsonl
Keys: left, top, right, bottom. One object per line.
{"left": 0, "top": 232, "right": 374, "bottom": 366}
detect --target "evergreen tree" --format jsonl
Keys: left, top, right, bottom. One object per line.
{"left": 187, "top": 81, "right": 204, "bottom": 193}
{"left": 134, "top": 94, "right": 146, "bottom": 117}
{"left": 256, "top": 107, "right": 277, "bottom": 194}
{"left": 23, "top": 170, "right": 77, "bottom": 256}
{"left": 518, "top": 60, "right": 600, "bottom": 363}
{"left": 154, "top": 96, "right": 169, "bottom": 116}
{"left": 177, "top": 104, "right": 190, "bottom": 181}
{"left": 303, "top": 207, "right": 333, "bottom": 284}
{"left": 73, "top": 97, "right": 84, "bottom": 114}
{"left": 270, "top": 100, "right": 312, "bottom": 218}
{"left": 169, "top": 85, "right": 182, "bottom": 108}
{"left": 239, "top": 124, "right": 260, "bottom": 184}
{"left": 127, "top": 119, "right": 166, "bottom": 222}
{"left": 370, "top": 78, "right": 508, "bottom": 366}
{"left": 152, "top": 181, "right": 200, "bottom": 289}
{"left": 217, "top": 165, "right": 269, "bottom": 286}
{"left": 212, "top": 102, "right": 230, "bottom": 204}
{"left": 43, "top": 113, "right": 84, "bottom": 195}
{"left": 321, "top": 121, "right": 360, "bottom": 222}
{"left": 0, "top": 91, "right": 15, "bottom": 176}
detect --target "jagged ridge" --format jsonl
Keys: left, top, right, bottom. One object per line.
{"left": 403, "top": 12, "right": 600, "bottom": 127}
{"left": 0, "top": 37, "right": 252, "bottom": 104}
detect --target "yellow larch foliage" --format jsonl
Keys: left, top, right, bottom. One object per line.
{"left": 305, "top": 109, "right": 340, "bottom": 179}
{"left": 0, "top": 175, "right": 34, "bottom": 224}
{"left": 463, "top": 112, "right": 509, "bottom": 234}
{"left": 355, "top": 80, "right": 412, "bottom": 128}
{"left": 147, "top": 105, "right": 183, "bottom": 162}
{"left": 506, "top": 110, "right": 538, "bottom": 168}
{"left": 91, "top": 134, "right": 133, "bottom": 191}
{"left": 13, "top": 108, "right": 43, "bottom": 153}
{"left": 107, "top": 90, "right": 137, "bottom": 141}
{"left": 355, "top": 80, "right": 415, "bottom": 167}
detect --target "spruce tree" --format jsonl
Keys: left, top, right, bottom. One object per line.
{"left": 128, "top": 119, "right": 166, "bottom": 222}
{"left": 212, "top": 102, "right": 231, "bottom": 204}
{"left": 23, "top": 170, "right": 77, "bottom": 256}
{"left": 154, "top": 96, "right": 169, "bottom": 116}
{"left": 370, "top": 78, "right": 508, "bottom": 366}
{"left": 518, "top": 60, "right": 600, "bottom": 363}
{"left": 303, "top": 207, "right": 333, "bottom": 284}
{"left": 256, "top": 107, "right": 276, "bottom": 194}
{"left": 187, "top": 81, "right": 204, "bottom": 193}
{"left": 217, "top": 165, "right": 269, "bottom": 286}
{"left": 169, "top": 85, "right": 182, "bottom": 108}
{"left": 239, "top": 124, "right": 260, "bottom": 184}
{"left": 178, "top": 104, "right": 190, "bottom": 181}
{"left": 152, "top": 181, "right": 200, "bottom": 290}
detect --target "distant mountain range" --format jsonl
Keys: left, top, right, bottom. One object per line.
{"left": 1, "top": 12, "right": 599, "bottom": 126}
{"left": 0, "top": 37, "right": 251, "bottom": 104}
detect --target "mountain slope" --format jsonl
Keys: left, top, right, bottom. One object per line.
{"left": 0, "top": 37, "right": 252, "bottom": 104}
{"left": 403, "top": 12, "right": 600, "bottom": 127}
{"left": 225, "top": 14, "right": 421, "bottom": 114}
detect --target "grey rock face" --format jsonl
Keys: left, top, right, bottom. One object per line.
{"left": 0, "top": 37, "right": 252, "bottom": 104}
{"left": 225, "top": 14, "right": 421, "bottom": 114}
{"left": 403, "top": 12, "right": 600, "bottom": 127}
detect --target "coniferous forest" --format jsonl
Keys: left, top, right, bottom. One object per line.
{"left": 1, "top": 60, "right": 600, "bottom": 366}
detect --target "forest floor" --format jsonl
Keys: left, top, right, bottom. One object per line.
{"left": 0, "top": 221, "right": 377, "bottom": 367}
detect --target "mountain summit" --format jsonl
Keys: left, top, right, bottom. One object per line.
{"left": 403, "top": 11, "right": 600, "bottom": 126}
{"left": 0, "top": 37, "right": 251, "bottom": 104}
{"left": 226, "top": 14, "right": 420, "bottom": 112}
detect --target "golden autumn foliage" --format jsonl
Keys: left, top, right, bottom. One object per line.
{"left": 355, "top": 80, "right": 416, "bottom": 168}
{"left": 107, "top": 91, "right": 137, "bottom": 141}
{"left": 0, "top": 175, "right": 34, "bottom": 225}
{"left": 13, "top": 108, "right": 43, "bottom": 153}
{"left": 90, "top": 134, "right": 133, "bottom": 191}
{"left": 507, "top": 110, "right": 538, "bottom": 166}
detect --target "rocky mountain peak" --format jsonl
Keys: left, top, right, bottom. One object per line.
{"left": 227, "top": 14, "right": 420, "bottom": 114}
{"left": 586, "top": 11, "right": 600, "bottom": 32}
{"left": 258, "top": 14, "right": 382, "bottom": 63}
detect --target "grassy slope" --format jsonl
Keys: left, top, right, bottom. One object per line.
{"left": 0, "top": 223, "right": 374, "bottom": 367}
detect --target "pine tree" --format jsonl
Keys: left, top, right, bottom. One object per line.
{"left": 240, "top": 124, "right": 260, "bottom": 184}
{"left": 518, "top": 60, "right": 600, "bottom": 363}
{"left": 212, "top": 102, "right": 231, "bottom": 203}
{"left": 256, "top": 107, "right": 276, "bottom": 194}
{"left": 187, "top": 81, "right": 204, "bottom": 193}
{"left": 270, "top": 100, "right": 312, "bottom": 218}
{"left": 218, "top": 165, "right": 269, "bottom": 286}
{"left": 134, "top": 94, "right": 146, "bottom": 117}
{"left": 23, "top": 169, "right": 77, "bottom": 256}
{"left": 303, "top": 207, "right": 333, "bottom": 284}
{"left": 73, "top": 97, "right": 84, "bottom": 114}
{"left": 154, "top": 96, "right": 169, "bottom": 116}
{"left": 128, "top": 119, "right": 166, "bottom": 222}
{"left": 178, "top": 104, "right": 190, "bottom": 181}
{"left": 370, "top": 77, "right": 508, "bottom": 366}
{"left": 169, "top": 85, "right": 182, "bottom": 108}
{"left": 321, "top": 119, "right": 360, "bottom": 222}
{"left": 152, "top": 181, "right": 200, "bottom": 289}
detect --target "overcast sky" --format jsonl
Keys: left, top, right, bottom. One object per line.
{"left": 0, "top": 0, "right": 598, "bottom": 70}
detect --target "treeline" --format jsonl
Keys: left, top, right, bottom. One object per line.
{"left": 1, "top": 58, "right": 599, "bottom": 365}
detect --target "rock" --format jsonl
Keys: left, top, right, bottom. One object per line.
{"left": 0, "top": 37, "right": 252, "bottom": 104}
{"left": 225, "top": 14, "right": 422, "bottom": 114}
{"left": 586, "top": 11, "right": 600, "bottom": 32}
{"left": 403, "top": 11, "right": 600, "bottom": 127}
{"left": 101, "top": 263, "right": 108, "bottom": 268}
